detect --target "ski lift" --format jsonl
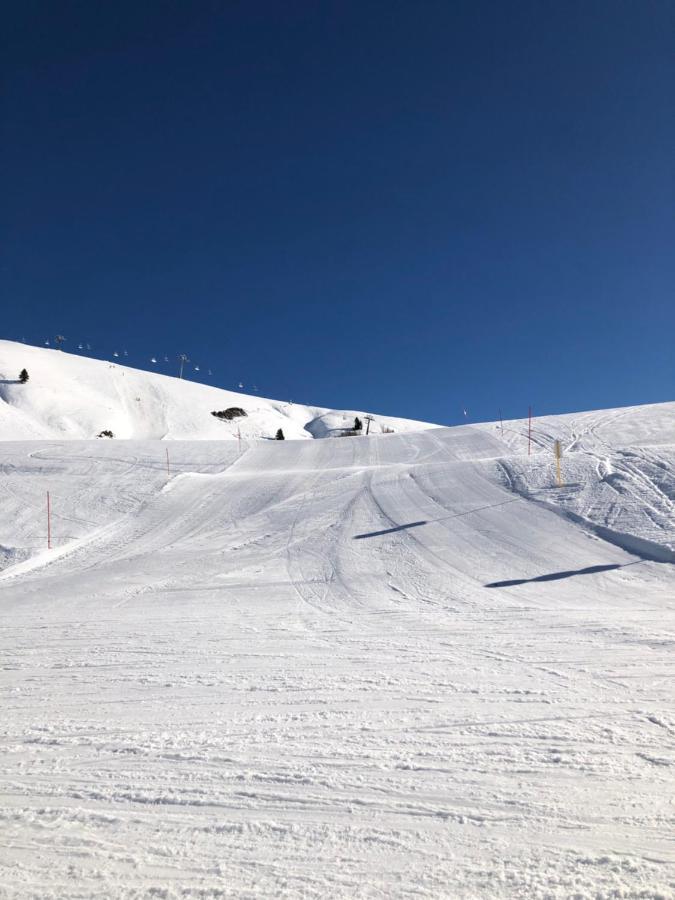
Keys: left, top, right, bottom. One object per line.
{"left": 78, "top": 343, "right": 83, "bottom": 350}
{"left": 44, "top": 340, "right": 50, "bottom": 346}
{"left": 163, "top": 356, "right": 169, "bottom": 363}
{"left": 194, "top": 365, "right": 200, "bottom": 372}
{"left": 238, "top": 382, "right": 244, "bottom": 389}
{"left": 113, "top": 351, "right": 119, "bottom": 358}
{"left": 150, "top": 357, "right": 157, "bottom": 364}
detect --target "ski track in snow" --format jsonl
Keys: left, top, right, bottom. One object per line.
{"left": 1, "top": 401, "right": 675, "bottom": 897}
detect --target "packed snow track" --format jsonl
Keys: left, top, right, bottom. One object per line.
{"left": 1, "top": 405, "right": 674, "bottom": 898}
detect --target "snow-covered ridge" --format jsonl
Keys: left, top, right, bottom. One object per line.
{"left": 0, "top": 340, "right": 437, "bottom": 441}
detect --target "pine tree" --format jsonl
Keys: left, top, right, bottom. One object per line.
{"left": 354, "top": 416, "right": 362, "bottom": 431}
{"left": 275, "top": 428, "right": 285, "bottom": 440}
{"left": 19, "top": 369, "right": 29, "bottom": 384}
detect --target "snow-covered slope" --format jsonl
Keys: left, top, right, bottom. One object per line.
{"left": 0, "top": 340, "right": 436, "bottom": 440}
{"left": 1, "top": 358, "right": 674, "bottom": 897}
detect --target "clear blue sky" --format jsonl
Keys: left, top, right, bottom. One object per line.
{"left": 2, "top": 1, "right": 673, "bottom": 424}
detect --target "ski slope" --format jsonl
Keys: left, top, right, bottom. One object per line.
{"left": 0, "top": 340, "right": 435, "bottom": 441}
{"left": 0, "top": 356, "right": 674, "bottom": 897}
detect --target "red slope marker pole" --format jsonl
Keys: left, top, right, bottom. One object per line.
{"left": 47, "top": 491, "right": 51, "bottom": 550}
{"left": 528, "top": 405, "right": 532, "bottom": 456}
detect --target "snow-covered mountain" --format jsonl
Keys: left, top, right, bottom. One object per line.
{"left": 1, "top": 336, "right": 674, "bottom": 898}
{"left": 0, "top": 340, "right": 436, "bottom": 441}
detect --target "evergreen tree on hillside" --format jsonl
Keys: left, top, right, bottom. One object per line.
{"left": 19, "top": 369, "right": 29, "bottom": 384}
{"left": 275, "top": 428, "right": 285, "bottom": 440}
{"left": 354, "top": 416, "right": 362, "bottom": 431}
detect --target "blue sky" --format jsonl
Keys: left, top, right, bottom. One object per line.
{"left": 2, "top": 1, "right": 673, "bottom": 425}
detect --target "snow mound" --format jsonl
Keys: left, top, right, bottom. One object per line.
{"left": 305, "top": 410, "right": 403, "bottom": 438}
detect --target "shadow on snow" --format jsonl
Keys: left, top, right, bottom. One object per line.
{"left": 353, "top": 498, "right": 522, "bottom": 540}
{"left": 353, "top": 521, "right": 427, "bottom": 539}
{"left": 484, "top": 562, "right": 639, "bottom": 588}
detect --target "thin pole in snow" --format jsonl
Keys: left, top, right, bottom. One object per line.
{"left": 237, "top": 426, "right": 241, "bottom": 453}
{"left": 554, "top": 439, "right": 563, "bottom": 486}
{"left": 364, "top": 415, "right": 374, "bottom": 435}
{"left": 499, "top": 408, "right": 504, "bottom": 436}
{"left": 166, "top": 447, "right": 170, "bottom": 477}
{"left": 528, "top": 405, "right": 532, "bottom": 456}
{"left": 47, "top": 491, "right": 51, "bottom": 550}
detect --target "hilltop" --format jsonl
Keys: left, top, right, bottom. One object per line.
{"left": 0, "top": 340, "right": 436, "bottom": 441}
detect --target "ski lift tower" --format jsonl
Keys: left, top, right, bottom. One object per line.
{"left": 55, "top": 335, "right": 66, "bottom": 350}
{"left": 364, "top": 415, "right": 374, "bottom": 435}
{"left": 178, "top": 353, "right": 190, "bottom": 379}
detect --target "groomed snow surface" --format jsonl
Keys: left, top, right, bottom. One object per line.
{"left": 1, "top": 344, "right": 674, "bottom": 898}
